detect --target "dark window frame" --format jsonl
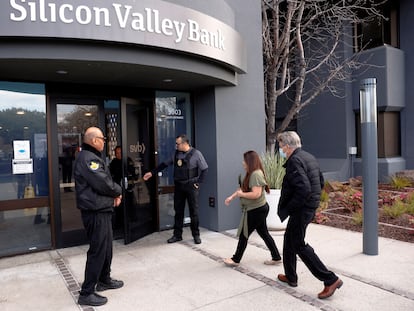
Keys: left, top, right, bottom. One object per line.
{"left": 355, "top": 111, "right": 401, "bottom": 158}
{"left": 354, "top": 1, "right": 400, "bottom": 52}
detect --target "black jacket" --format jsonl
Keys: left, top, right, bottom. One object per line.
{"left": 278, "top": 148, "right": 324, "bottom": 221}
{"left": 74, "top": 143, "right": 122, "bottom": 213}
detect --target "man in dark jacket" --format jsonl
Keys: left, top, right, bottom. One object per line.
{"left": 143, "top": 134, "right": 208, "bottom": 244}
{"left": 276, "top": 131, "right": 343, "bottom": 299}
{"left": 74, "top": 127, "right": 123, "bottom": 307}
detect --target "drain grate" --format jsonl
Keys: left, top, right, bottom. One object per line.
{"left": 54, "top": 256, "right": 95, "bottom": 311}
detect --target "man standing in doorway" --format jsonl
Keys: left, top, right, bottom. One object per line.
{"left": 143, "top": 134, "right": 208, "bottom": 244}
{"left": 74, "top": 127, "right": 123, "bottom": 307}
{"left": 109, "top": 145, "right": 123, "bottom": 185}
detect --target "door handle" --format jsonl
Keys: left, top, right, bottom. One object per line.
{"left": 124, "top": 177, "right": 128, "bottom": 190}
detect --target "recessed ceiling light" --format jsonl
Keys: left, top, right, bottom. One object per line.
{"left": 85, "top": 112, "right": 92, "bottom": 117}
{"left": 163, "top": 79, "right": 173, "bottom": 83}
{"left": 56, "top": 70, "right": 68, "bottom": 75}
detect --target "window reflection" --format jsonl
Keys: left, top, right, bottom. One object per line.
{"left": 56, "top": 104, "right": 98, "bottom": 232}
{"left": 0, "top": 83, "right": 48, "bottom": 199}
{"left": 0, "top": 81, "right": 51, "bottom": 257}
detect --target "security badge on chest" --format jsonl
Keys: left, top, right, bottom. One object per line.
{"left": 177, "top": 159, "right": 183, "bottom": 167}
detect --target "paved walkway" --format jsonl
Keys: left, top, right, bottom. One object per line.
{"left": 1, "top": 224, "right": 414, "bottom": 310}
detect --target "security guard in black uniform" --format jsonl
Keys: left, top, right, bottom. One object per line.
{"left": 74, "top": 127, "right": 123, "bottom": 307}
{"left": 144, "top": 134, "right": 208, "bottom": 244}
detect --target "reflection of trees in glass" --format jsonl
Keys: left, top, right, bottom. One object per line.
{"left": 156, "top": 97, "right": 176, "bottom": 122}
{"left": 57, "top": 105, "right": 98, "bottom": 134}
{"left": 156, "top": 97, "right": 176, "bottom": 165}
{"left": 0, "top": 108, "right": 46, "bottom": 154}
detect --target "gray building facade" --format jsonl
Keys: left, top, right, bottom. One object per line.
{"left": 0, "top": 0, "right": 265, "bottom": 257}
{"left": 292, "top": 0, "right": 412, "bottom": 184}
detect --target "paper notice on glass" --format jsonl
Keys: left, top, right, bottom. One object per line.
{"left": 13, "top": 140, "right": 30, "bottom": 160}
{"left": 12, "top": 159, "right": 33, "bottom": 174}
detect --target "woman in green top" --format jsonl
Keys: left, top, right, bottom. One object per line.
{"left": 223, "top": 150, "right": 281, "bottom": 267}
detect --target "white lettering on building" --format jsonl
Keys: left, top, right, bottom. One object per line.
{"left": 9, "top": 0, "right": 225, "bottom": 50}
{"left": 187, "top": 19, "right": 225, "bottom": 50}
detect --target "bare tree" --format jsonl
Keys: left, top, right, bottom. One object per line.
{"left": 262, "top": 0, "right": 385, "bottom": 152}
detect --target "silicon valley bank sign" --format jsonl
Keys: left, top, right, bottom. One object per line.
{"left": 0, "top": 0, "right": 246, "bottom": 72}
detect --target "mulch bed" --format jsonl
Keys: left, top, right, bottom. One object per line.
{"left": 317, "top": 182, "right": 414, "bottom": 243}
{"left": 319, "top": 212, "right": 414, "bottom": 243}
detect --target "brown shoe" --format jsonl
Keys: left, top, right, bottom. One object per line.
{"left": 277, "top": 274, "right": 297, "bottom": 287}
{"left": 223, "top": 258, "right": 239, "bottom": 267}
{"left": 318, "top": 278, "right": 343, "bottom": 299}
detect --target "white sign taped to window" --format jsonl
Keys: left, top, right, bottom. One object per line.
{"left": 13, "top": 140, "right": 30, "bottom": 160}
{"left": 12, "top": 159, "right": 33, "bottom": 174}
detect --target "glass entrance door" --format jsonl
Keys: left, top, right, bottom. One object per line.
{"left": 121, "top": 97, "right": 155, "bottom": 244}
{"left": 51, "top": 95, "right": 156, "bottom": 247}
{"left": 52, "top": 99, "right": 101, "bottom": 247}
{"left": 155, "top": 91, "right": 192, "bottom": 230}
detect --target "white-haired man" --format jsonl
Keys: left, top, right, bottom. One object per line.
{"left": 276, "top": 131, "right": 343, "bottom": 299}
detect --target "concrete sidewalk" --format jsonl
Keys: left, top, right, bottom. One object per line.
{"left": 1, "top": 224, "right": 414, "bottom": 311}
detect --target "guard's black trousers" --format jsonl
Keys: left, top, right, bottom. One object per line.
{"left": 283, "top": 208, "right": 338, "bottom": 286}
{"left": 173, "top": 182, "right": 200, "bottom": 238}
{"left": 80, "top": 211, "right": 113, "bottom": 295}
